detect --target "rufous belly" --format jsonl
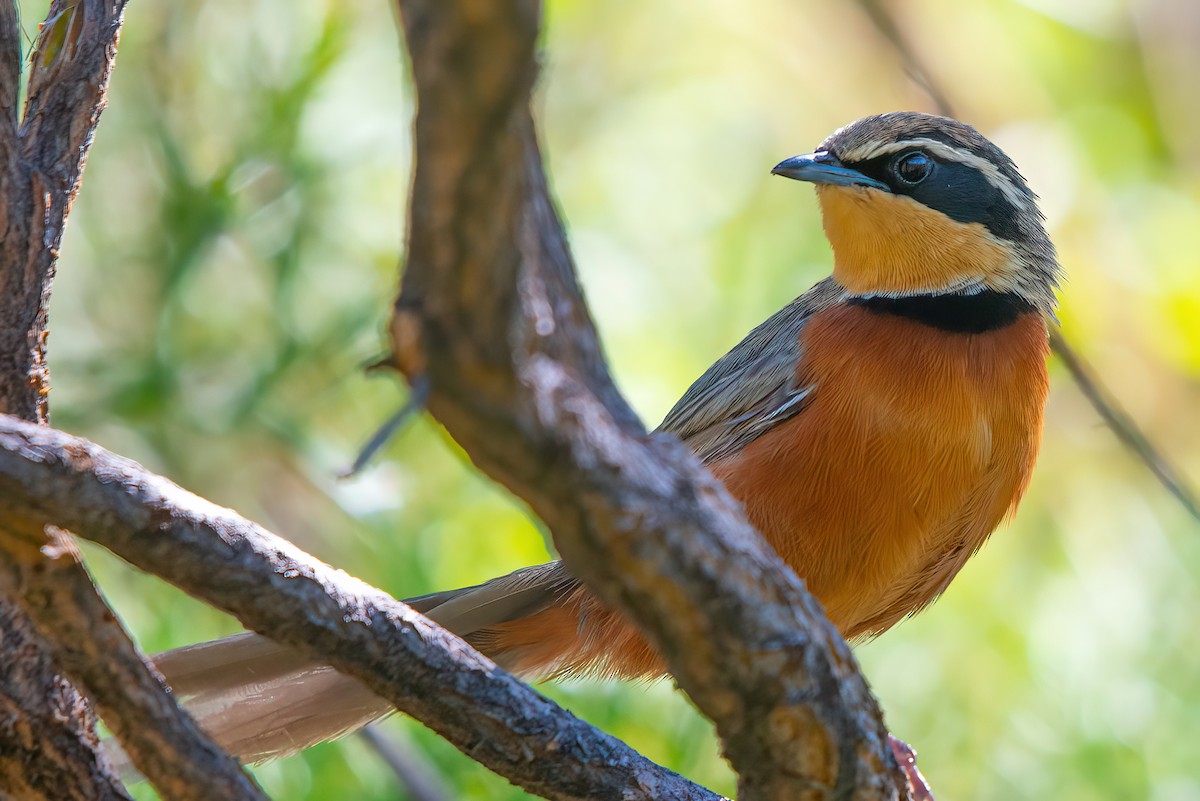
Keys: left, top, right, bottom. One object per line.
{"left": 710, "top": 304, "right": 1049, "bottom": 638}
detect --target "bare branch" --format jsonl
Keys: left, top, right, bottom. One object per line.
{"left": 0, "top": 2, "right": 266, "bottom": 798}
{"left": 10, "top": 528, "right": 267, "bottom": 801}
{"left": 23, "top": 0, "right": 126, "bottom": 196}
{"left": 20, "top": 565, "right": 267, "bottom": 801}
{"left": 0, "top": 571, "right": 133, "bottom": 801}
{"left": 0, "top": 415, "right": 725, "bottom": 801}
{"left": 0, "top": 2, "right": 18, "bottom": 131}
{"left": 1048, "top": 327, "right": 1200, "bottom": 521}
{"left": 390, "top": 1, "right": 909, "bottom": 798}
{"left": 1, "top": 0, "right": 131, "bottom": 420}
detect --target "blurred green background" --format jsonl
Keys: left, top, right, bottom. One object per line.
{"left": 20, "top": 0, "right": 1200, "bottom": 797}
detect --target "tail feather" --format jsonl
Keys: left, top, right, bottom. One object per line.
{"left": 181, "top": 661, "right": 388, "bottom": 764}
{"left": 110, "top": 634, "right": 389, "bottom": 775}
{"left": 416, "top": 561, "right": 575, "bottom": 637}
{"left": 152, "top": 631, "right": 312, "bottom": 697}
{"left": 135, "top": 561, "right": 658, "bottom": 768}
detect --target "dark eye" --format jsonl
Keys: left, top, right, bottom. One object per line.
{"left": 893, "top": 151, "right": 932, "bottom": 185}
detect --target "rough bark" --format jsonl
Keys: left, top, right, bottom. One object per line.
{"left": 390, "top": 1, "right": 910, "bottom": 799}
{"left": 0, "top": 2, "right": 133, "bottom": 798}
{"left": 7, "top": 528, "right": 267, "bottom": 801}
{"left": 0, "top": 416, "right": 724, "bottom": 801}
{"left": 0, "top": 1, "right": 262, "bottom": 798}
{"left": 0, "top": 560, "right": 130, "bottom": 801}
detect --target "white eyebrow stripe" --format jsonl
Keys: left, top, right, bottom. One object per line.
{"left": 838, "top": 137, "right": 1034, "bottom": 214}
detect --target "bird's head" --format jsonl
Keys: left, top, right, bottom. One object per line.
{"left": 773, "top": 112, "right": 1060, "bottom": 315}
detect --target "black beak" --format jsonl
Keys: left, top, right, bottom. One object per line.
{"left": 771, "top": 151, "right": 890, "bottom": 192}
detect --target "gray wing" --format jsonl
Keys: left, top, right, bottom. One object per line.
{"left": 657, "top": 277, "right": 844, "bottom": 463}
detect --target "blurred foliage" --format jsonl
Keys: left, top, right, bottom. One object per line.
{"left": 16, "top": 0, "right": 1200, "bottom": 797}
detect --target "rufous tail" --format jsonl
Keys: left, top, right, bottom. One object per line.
{"left": 129, "top": 561, "right": 660, "bottom": 767}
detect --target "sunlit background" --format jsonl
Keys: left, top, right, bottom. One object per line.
{"left": 20, "top": 0, "right": 1200, "bottom": 797}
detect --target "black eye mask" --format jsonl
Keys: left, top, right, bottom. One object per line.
{"left": 848, "top": 153, "right": 1024, "bottom": 243}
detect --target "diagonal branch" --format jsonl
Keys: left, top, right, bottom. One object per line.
{"left": 8, "top": 528, "right": 267, "bottom": 801}
{"left": 390, "top": 1, "right": 910, "bottom": 799}
{"left": 0, "top": 570, "right": 132, "bottom": 801}
{"left": 1048, "top": 327, "right": 1200, "bottom": 520}
{"left": 0, "top": 415, "right": 724, "bottom": 801}
{"left": 0, "top": 2, "right": 264, "bottom": 798}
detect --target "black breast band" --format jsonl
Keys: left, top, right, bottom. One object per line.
{"left": 848, "top": 290, "right": 1036, "bottom": 333}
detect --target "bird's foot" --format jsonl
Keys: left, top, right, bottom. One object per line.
{"left": 888, "top": 734, "right": 935, "bottom": 801}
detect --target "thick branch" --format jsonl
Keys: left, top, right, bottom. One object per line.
{"left": 0, "top": 416, "right": 724, "bottom": 801}
{"left": 2, "top": 0, "right": 130, "bottom": 420}
{"left": 11, "top": 528, "right": 267, "bottom": 801}
{"left": 0, "top": 2, "right": 263, "bottom": 798}
{"left": 23, "top": 0, "right": 127, "bottom": 211}
{"left": 391, "top": 2, "right": 907, "bottom": 799}
{"left": 0, "top": 569, "right": 132, "bottom": 801}
{"left": 0, "top": 2, "right": 17, "bottom": 130}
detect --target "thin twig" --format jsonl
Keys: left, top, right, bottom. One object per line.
{"left": 358, "top": 726, "right": 451, "bottom": 801}
{"left": 341, "top": 375, "right": 429, "bottom": 478}
{"left": 1049, "top": 328, "right": 1200, "bottom": 521}
{"left": 854, "top": 0, "right": 956, "bottom": 118}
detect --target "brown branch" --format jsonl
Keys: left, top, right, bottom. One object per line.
{"left": 22, "top": 0, "right": 126, "bottom": 240}
{"left": 0, "top": 0, "right": 136, "bottom": 796}
{"left": 0, "top": 568, "right": 132, "bottom": 801}
{"left": 853, "top": 0, "right": 1199, "bottom": 523}
{"left": 0, "top": 415, "right": 725, "bottom": 801}
{"left": 391, "top": 1, "right": 909, "bottom": 799}
{"left": 0, "top": 2, "right": 265, "bottom": 799}
{"left": 2, "top": 0, "right": 131, "bottom": 421}
{"left": 0, "top": 2, "right": 18, "bottom": 129}
{"left": 9, "top": 528, "right": 268, "bottom": 801}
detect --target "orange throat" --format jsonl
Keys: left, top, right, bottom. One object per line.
{"left": 816, "top": 185, "right": 1021, "bottom": 297}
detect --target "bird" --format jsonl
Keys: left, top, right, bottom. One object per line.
{"left": 145, "top": 111, "right": 1061, "bottom": 765}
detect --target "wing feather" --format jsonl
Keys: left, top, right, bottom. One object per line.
{"left": 657, "top": 277, "right": 844, "bottom": 462}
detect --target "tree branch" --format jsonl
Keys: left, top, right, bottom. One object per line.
{"left": 0, "top": 2, "right": 18, "bottom": 130}
{"left": 0, "top": 568, "right": 132, "bottom": 801}
{"left": 0, "top": 2, "right": 265, "bottom": 798}
{"left": 7, "top": 528, "right": 267, "bottom": 801}
{"left": 0, "top": 415, "right": 724, "bottom": 801}
{"left": 390, "top": 1, "right": 909, "bottom": 799}
{"left": 2, "top": 0, "right": 131, "bottom": 421}
{"left": 1047, "top": 327, "right": 1200, "bottom": 520}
